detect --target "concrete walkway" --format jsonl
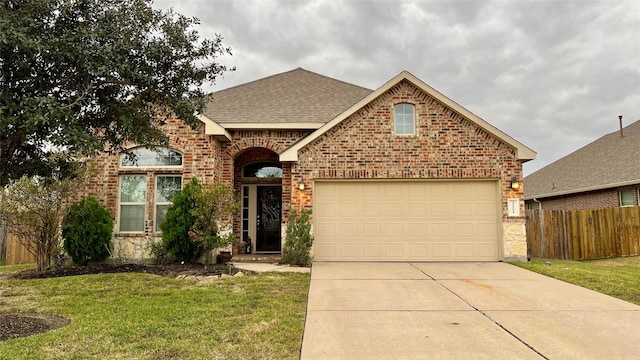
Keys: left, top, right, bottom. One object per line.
{"left": 301, "top": 262, "right": 640, "bottom": 360}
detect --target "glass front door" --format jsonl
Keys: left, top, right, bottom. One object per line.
{"left": 241, "top": 185, "right": 282, "bottom": 253}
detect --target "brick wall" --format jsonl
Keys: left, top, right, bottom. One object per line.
{"left": 531, "top": 186, "right": 639, "bottom": 210}
{"left": 221, "top": 130, "right": 312, "bottom": 239}
{"left": 292, "top": 80, "right": 524, "bottom": 218}
{"left": 76, "top": 116, "right": 223, "bottom": 258}
{"left": 290, "top": 80, "right": 526, "bottom": 260}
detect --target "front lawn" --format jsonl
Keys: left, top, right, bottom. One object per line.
{"left": 513, "top": 256, "right": 640, "bottom": 306}
{"left": 0, "top": 265, "right": 310, "bottom": 359}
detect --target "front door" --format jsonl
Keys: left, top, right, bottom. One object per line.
{"left": 256, "top": 186, "right": 282, "bottom": 252}
{"left": 241, "top": 185, "right": 283, "bottom": 253}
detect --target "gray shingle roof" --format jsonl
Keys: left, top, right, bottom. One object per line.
{"left": 524, "top": 118, "right": 640, "bottom": 199}
{"left": 202, "top": 68, "right": 373, "bottom": 125}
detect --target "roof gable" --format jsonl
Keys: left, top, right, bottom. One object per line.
{"left": 202, "top": 68, "right": 372, "bottom": 127}
{"left": 525, "top": 119, "right": 640, "bottom": 199}
{"left": 280, "top": 70, "right": 536, "bottom": 162}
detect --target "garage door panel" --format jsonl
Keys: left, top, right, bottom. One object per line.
{"left": 316, "top": 203, "right": 336, "bottom": 217}
{"left": 430, "top": 183, "right": 450, "bottom": 197}
{"left": 315, "top": 222, "right": 337, "bottom": 237}
{"left": 478, "top": 222, "right": 497, "bottom": 237}
{"left": 455, "top": 244, "right": 474, "bottom": 257}
{"left": 408, "top": 203, "right": 428, "bottom": 217}
{"left": 338, "top": 244, "right": 359, "bottom": 258}
{"left": 316, "top": 244, "right": 337, "bottom": 258}
{"left": 362, "top": 223, "right": 381, "bottom": 237}
{"left": 339, "top": 203, "right": 358, "bottom": 217}
{"left": 475, "top": 202, "right": 497, "bottom": 216}
{"left": 338, "top": 223, "right": 359, "bottom": 237}
{"left": 362, "top": 206, "right": 381, "bottom": 217}
{"left": 384, "top": 223, "right": 404, "bottom": 237}
{"left": 408, "top": 223, "right": 428, "bottom": 237}
{"left": 454, "top": 203, "right": 473, "bottom": 217}
{"left": 386, "top": 244, "right": 405, "bottom": 257}
{"left": 384, "top": 203, "right": 404, "bottom": 217}
{"left": 431, "top": 203, "right": 451, "bottom": 217}
{"left": 455, "top": 223, "right": 474, "bottom": 238}
{"left": 314, "top": 181, "right": 499, "bottom": 261}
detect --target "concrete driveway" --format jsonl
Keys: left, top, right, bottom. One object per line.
{"left": 300, "top": 262, "right": 640, "bottom": 360}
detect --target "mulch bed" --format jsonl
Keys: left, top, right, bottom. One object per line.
{"left": 0, "top": 313, "right": 70, "bottom": 342}
{"left": 7, "top": 262, "right": 245, "bottom": 280}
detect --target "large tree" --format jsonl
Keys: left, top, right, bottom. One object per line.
{"left": 0, "top": 0, "right": 233, "bottom": 185}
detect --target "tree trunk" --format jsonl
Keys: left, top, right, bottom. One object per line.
{"left": 36, "top": 245, "right": 49, "bottom": 272}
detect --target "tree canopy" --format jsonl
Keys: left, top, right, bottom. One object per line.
{"left": 0, "top": 0, "right": 233, "bottom": 185}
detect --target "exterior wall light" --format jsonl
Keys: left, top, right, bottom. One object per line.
{"left": 298, "top": 179, "right": 305, "bottom": 191}
{"left": 510, "top": 176, "right": 520, "bottom": 190}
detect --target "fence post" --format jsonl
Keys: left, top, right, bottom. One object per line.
{"left": 0, "top": 224, "right": 6, "bottom": 262}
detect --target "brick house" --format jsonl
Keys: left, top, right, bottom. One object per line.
{"left": 524, "top": 118, "right": 640, "bottom": 211}
{"left": 79, "top": 68, "right": 536, "bottom": 262}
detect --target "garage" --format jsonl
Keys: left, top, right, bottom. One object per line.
{"left": 313, "top": 180, "right": 501, "bottom": 261}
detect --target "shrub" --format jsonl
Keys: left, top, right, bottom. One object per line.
{"left": 62, "top": 196, "right": 114, "bottom": 265}
{"left": 160, "top": 178, "right": 204, "bottom": 263}
{"left": 281, "top": 208, "right": 313, "bottom": 266}
{"left": 160, "top": 178, "right": 238, "bottom": 264}
{"left": 146, "top": 240, "right": 170, "bottom": 264}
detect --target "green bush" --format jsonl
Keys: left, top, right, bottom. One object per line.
{"left": 62, "top": 196, "right": 114, "bottom": 265}
{"left": 160, "top": 178, "right": 204, "bottom": 263}
{"left": 281, "top": 208, "right": 314, "bottom": 266}
{"left": 146, "top": 240, "right": 171, "bottom": 264}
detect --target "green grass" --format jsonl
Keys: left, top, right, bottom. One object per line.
{"left": 0, "top": 263, "right": 35, "bottom": 275}
{"left": 0, "top": 266, "right": 310, "bottom": 360}
{"left": 513, "top": 257, "right": 640, "bottom": 305}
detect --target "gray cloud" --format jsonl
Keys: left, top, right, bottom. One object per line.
{"left": 153, "top": 0, "right": 639, "bottom": 175}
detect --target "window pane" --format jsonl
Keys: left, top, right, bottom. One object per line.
{"left": 121, "top": 148, "right": 182, "bottom": 167}
{"left": 120, "top": 205, "right": 145, "bottom": 232}
{"left": 621, "top": 190, "right": 634, "bottom": 206}
{"left": 120, "top": 175, "right": 146, "bottom": 202}
{"left": 243, "top": 162, "right": 282, "bottom": 178}
{"left": 395, "top": 104, "right": 414, "bottom": 134}
{"left": 156, "top": 176, "right": 182, "bottom": 202}
{"left": 155, "top": 204, "right": 170, "bottom": 231}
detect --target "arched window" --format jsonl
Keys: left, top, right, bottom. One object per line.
{"left": 243, "top": 162, "right": 282, "bottom": 178}
{"left": 394, "top": 104, "right": 415, "bottom": 135}
{"left": 120, "top": 147, "right": 182, "bottom": 167}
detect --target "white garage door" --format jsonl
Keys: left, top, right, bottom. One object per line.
{"left": 313, "top": 181, "right": 500, "bottom": 261}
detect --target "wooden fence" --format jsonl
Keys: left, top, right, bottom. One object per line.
{"left": 2, "top": 229, "right": 36, "bottom": 265}
{"left": 526, "top": 207, "right": 640, "bottom": 260}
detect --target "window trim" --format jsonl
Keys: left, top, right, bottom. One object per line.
{"left": 394, "top": 103, "right": 416, "bottom": 136}
{"left": 118, "top": 175, "right": 147, "bottom": 233}
{"left": 154, "top": 175, "right": 183, "bottom": 232}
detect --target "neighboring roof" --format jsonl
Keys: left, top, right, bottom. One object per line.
{"left": 524, "top": 119, "right": 640, "bottom": 200}
{"left": 201, "top": 68, "right": 372, "bottom": 127}
{"left": 280, "top": 70, "right": 537, "bottom": 162}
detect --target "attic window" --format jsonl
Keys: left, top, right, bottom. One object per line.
{"left": 394, "top": 104, "right": 415, "bottom": 135}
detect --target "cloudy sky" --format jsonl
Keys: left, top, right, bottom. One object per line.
{"left": 153, "top": 0, "right": 639, "bottom": 175}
